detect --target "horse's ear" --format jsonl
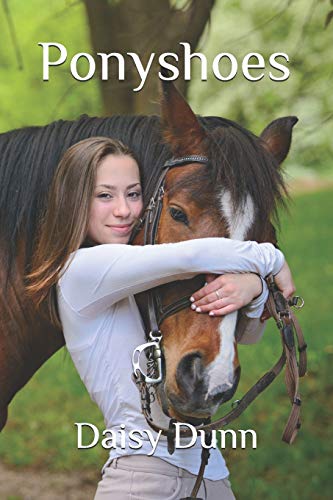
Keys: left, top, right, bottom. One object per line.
{"left": 160, "top": 68, "right": 207, "bottom": 156}
{"left": 260, "top": 116, "right": 298, "bottom": 165}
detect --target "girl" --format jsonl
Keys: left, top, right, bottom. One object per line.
{"left": 26, "top": 137, "right": 294, "bottom": 500}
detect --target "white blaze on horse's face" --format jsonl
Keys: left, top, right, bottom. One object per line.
{"left": 206, "top": 192, "right": 255, "bottom": 396}
{"left": 220, "top": 192, "right": 255, "bottom": 241}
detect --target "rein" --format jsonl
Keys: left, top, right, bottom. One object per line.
{"left": 131, "top": 155, "right": 307, "bottom": 499}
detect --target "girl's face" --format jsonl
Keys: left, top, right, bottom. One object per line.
{"left": 87, "top": 154, "right": 143, "bottom": 245}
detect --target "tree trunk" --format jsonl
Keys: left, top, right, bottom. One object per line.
{"left": 83, "top": 0, "right": 215, "bottom": 115}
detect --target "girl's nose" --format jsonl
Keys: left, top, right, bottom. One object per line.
{"left": 113, "top": 197, "right": 131, "bottom": 218}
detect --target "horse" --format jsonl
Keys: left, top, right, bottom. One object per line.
{"left": 0, "top": 78, "right": 296, "bottom": 431}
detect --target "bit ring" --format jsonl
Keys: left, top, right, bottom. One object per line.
{"left": 215, "top": 290, "right": 221, "bottom": 300}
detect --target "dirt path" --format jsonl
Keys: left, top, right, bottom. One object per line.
{"left": 288, "top": 177, "right": 333, "bottom": 194}
{"left": 0, "top": 463, "right": 98, "bottom": 500}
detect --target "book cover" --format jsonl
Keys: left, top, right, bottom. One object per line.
{"left": 0, "top": 1, "right": 331, "bottom": 499}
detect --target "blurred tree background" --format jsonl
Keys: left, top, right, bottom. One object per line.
{"left": 0, "top": 0, "right": 332, "bottom": 175}
{"left": 83, "top": 0, "right": 215, "bottom": 113}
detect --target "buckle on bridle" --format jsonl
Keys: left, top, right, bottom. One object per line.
{"left": 147, "top": 197, "right": 156, "bottom": 223}
{"left": 289, "top": 295, "right": 305, "bottom": 310}
{"left": 132, "top": 332, "right": 163, "bottom": 384}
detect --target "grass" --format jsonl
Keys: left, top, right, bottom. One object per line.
{"left": 1, "top": 189, "right": 332, "bottom": 498}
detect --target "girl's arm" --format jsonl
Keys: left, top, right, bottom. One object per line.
{"left": 58, "top": 238, "right": 284, "bottom": 316}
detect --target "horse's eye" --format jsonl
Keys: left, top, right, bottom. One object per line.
{"left": 169, "top": 207, "right": 189, "bottom": 226}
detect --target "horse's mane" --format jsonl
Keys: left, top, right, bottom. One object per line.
{"left": 202, "top": 117, "right": 287, "bottom": 241}
{"left": 0, "top": 114, "right": 287, "bottom": 280}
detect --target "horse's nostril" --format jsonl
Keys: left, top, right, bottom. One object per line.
{"left": 176, "top": 352, "right": 205, "bottom": 396}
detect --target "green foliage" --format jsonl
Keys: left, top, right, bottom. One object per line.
{"left": 1, "top": 189, "right": 332, "bottom": 498}
{"left": 0, "top": 0, "right": 331, "bottom": 175}
{"left": 189, "top": 0, "right": 333, "bottom": 174}
{"left": 0, "top": 0, "right": 101, "bottom": 130}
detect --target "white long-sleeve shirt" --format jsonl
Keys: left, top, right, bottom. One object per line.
{"left": 57, "top": 238, "right": 284, "bottom": 479}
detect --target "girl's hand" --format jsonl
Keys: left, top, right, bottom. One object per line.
{"left": 274, "top": 260, "right": 296, "bottom": 299}
{"left": 260, "top": 260, "right": 296, "bottom": 321}
{"left": 190, "top": 273, "right": 262, "bottom": 317}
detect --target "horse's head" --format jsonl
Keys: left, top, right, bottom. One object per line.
{"left": 135, "top": 79, "right": 297, "bottom": 422}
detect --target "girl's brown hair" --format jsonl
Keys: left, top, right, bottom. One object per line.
{"left": 25, "top": 136, "right": 138, "bottom": 327}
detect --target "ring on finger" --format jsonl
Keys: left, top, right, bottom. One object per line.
{"left": 215, "top": 290, "right": 222, "bottom": 300}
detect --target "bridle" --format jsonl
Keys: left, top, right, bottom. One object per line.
{"left": 131, "top": 155, "right": 209, "bottom": 384}
{"left": 131, "top": 155, "right": 307, "bottom": 500}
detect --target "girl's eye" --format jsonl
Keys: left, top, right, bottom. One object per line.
{"left": 169, "top": 207, "right": 189, "bottom": 226}
{"left": 128, "top": 191, "right": 142, "bottom": 199}
{"left": 97, "top": 193, "right": 112, "bottom": 199}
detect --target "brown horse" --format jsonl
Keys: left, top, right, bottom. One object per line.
{"left": 0, "top": 79, "right": 296, "bottom": 430}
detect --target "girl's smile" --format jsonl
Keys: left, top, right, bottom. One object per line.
{"left": 106, "top": 223, "right": 134, "bottom": 235}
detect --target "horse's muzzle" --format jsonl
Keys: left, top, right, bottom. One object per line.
{"left": 166, "top": 353, "right": 241, "bottom": 419}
